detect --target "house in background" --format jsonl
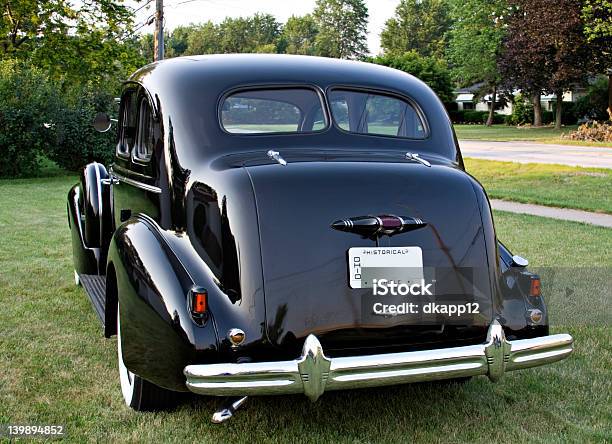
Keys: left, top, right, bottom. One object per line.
{"left": 454, "top": 83, "right": 585, "bottom": 115}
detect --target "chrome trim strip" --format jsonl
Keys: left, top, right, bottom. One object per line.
{"left": 113, "top": 172, "right": 162, "bottom": 194}
{"left": 184, "top": 321, "right": 573, "bottom": 401}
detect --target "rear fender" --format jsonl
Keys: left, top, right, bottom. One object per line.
{"left": 106, "top": 215, "right": 219, "bottom": 391}
{"left": 497, "top": 242, "right": 549, "bottom": 337}
{"left": 467, "top": 175, "right": 548, "bottom": 338}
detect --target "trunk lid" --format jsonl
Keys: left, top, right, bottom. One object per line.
{"left": 246, "top": 159, "right": 493, "bottom": 355}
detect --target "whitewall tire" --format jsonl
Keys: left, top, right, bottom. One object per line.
{"left": 116, "top": 303, "right": 181, "bottom": 411}
{"left": 117, "top": 307, "right": 137, "bottom": 407}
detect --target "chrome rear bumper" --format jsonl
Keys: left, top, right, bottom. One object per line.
{"left": 184, "top": 321, "right": 573, "bottom": 401}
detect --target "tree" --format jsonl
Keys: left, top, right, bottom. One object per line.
{"left": 499, "top": 2, "right": 551, "bottom": 126}
{"left": 537, "top": 0, "right": 590, "bottom": 129}
{"left": 381, "top": 0, "right": 451, "bottom": 58}
{"left": 447, "top": 0, "right": 507, "bottom": 126}
{"left": 582, "top": 0, "right": 612, "bottom": 117}
{"left": 582, "top": 0, "right": 612, "bottom": 39}
{"left": 1, "top": 0, "right": 131, "bottom": 55}
{"left": 166, "top": 26, "right": 191, "bottom": 58}
{"left": 281, "top": 15, "right": 319, "bottom": 55}
{"left": 1, "top": 0, "right": 143, "bottom": 88}
{"left": 250, "top": 13, "right": 282, "bottom": 51}
{"left": 371, "top": 51, "right": 454, "bottom": 103}
{"left": 138, "top": 33, "right": 155, "bottom": 62}
{"left": 185, "top": 22, "right": 221, "bottom": 55}
{"left": 501, "top": 0, "right": 590, "bottom": 129}
{"left": 182, "top": 14, "right": 281, "bottom": 55}
{"left": 219, "top": 14, "right": 281, "bottom": 53}
{"left": 313, "top": 0, "right": 368, "bottom": 59}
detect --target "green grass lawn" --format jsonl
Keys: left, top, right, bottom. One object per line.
{"left": 455, "top": 124, "right": 612, "bottom": 147}
{"left": 465, "top": 159, "right": 612, "bottom": 214}
{"left": 454, "top": 124, "right": 577, "bottom": 141}
{"left": 0, "top": 175, "right": 610, "bottom": 443}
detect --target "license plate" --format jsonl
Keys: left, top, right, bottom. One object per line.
{"left": 348, "top": 247, "right": 423, "bottom": 289}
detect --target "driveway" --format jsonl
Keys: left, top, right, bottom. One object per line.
{"left": 459, "top": 140, "right": 612, "bottom": 169}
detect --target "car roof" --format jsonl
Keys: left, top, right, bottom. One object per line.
{"left": 127, "top": 54, "right": 458, "bottom": 162}
{"left": 132, "top": 54, "right": 427, "bottom": 94}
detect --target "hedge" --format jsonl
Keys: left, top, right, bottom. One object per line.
{"left": 47, "top": 87, "right": 116, "bottom": 172}
{"left": 449, "top": 110, "right": 504, "bottom": 124}
{"left": 0, "top": 61, "right": 59, "bottom": 177}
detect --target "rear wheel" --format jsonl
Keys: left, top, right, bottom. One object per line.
{"left": 117, "top": 305, "right": 181, "bottom": 411}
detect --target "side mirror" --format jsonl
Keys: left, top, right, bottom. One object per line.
{"left": 93, "top": 112, "right": 112, "bottom": 133}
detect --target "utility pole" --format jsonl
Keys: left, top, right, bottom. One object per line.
{"left": 153, "top": 0, "right": 164, "bottom": 62}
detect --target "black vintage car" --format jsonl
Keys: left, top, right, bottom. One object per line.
{"left": 68, "top": 54, "right": 573, "bottom": 423}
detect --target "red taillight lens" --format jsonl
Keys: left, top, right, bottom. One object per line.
{"left": 530, "top": 278, "right": 541, "bottom": 297}
{"left": 192, "top": 290, "right": 207, "bottom": 315}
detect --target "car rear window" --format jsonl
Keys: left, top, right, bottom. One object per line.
{"left": 221, "top": 88, "right": 326, "bottom": 134}
{"left": 329, "top": 89, "right": 427, "bottom": 139}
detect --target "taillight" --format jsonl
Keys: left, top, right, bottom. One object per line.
{"left": 530, "top": 277, "right": 541, "bottom": 297}
{"left": 190, "top": 287, "right": 208, "bottom": 318}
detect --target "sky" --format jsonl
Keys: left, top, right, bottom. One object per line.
{"left": 128, "top": 0, "right": 401, "bottom": 55}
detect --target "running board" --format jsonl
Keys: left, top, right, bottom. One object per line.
{"left": 79, "top": 274, "right": 106, "bottom": 325}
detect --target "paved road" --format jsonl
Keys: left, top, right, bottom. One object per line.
{"left": 491, "top": 199, "right": 612, "bottom": 228}
{"left": 459, "top": 140, "right": 612, "bottom": 169}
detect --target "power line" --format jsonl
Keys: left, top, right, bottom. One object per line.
{"left": 134, "top": 14, "right": 156, "bottom": 31}
{"left": 165, "top": 0, "right": 207, "bottom": 8}
{"left": 131, "top": 0, "right": 154, "bottom": 14}
{"left": 119, "top": 14, "right": 155, "bottom": 41}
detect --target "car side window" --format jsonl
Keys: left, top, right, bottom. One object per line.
{"left": 117, "top": 91, "right": 137, "bottom": 157}
{"left": 133, "top": 99, "right": 154, "bottom": 163}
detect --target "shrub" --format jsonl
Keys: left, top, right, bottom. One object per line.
{"left": 542, "top": 111, "right": 554, "bottom": 124}
{"left": 564, "top": 115, "right": 612, "bottom": 143}
{"left": 463, "top": 110, "right": 488, "bottom": 123}
{"left": 0, "top": 60, "right": 118, "bottom": 177}
{"left": 0, "top": 60, "right": 60, "bottom": 177}
{"left": 505, "top": 93, "right": 533, "bottom": 126}
{"left": 482, "top": 112, "right": 505, "bottom": 124}
{"left": 552, "top": 101, "right": 578, "bottom": 125}
{"left": 47, "top": 86, "right": 117, "bottom": 171}
{"left": 448, "top": 110, "right": 465, "bottom": 123}
{"left": 449, "top": 110, "right": 503, "bottom": 124}
{"left": 574, "top": 76, "right": 610, "bottom": 121}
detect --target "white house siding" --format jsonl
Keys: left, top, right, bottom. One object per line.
{"left": 455, "top": 89, "right": 584, "bottom": 115}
